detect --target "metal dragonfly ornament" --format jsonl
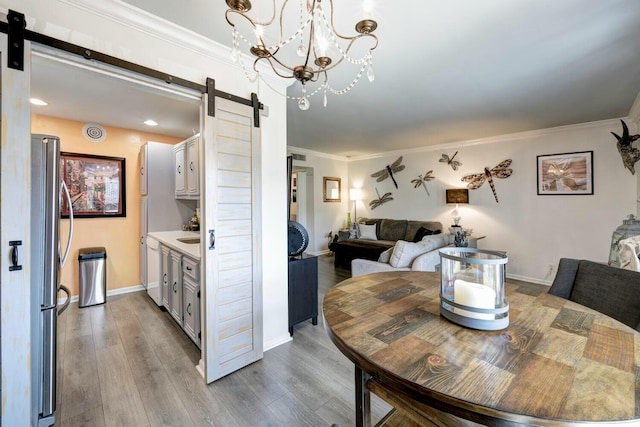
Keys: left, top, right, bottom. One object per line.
{"left": 371, "top": 156, "right": 405, "bottom": 189}
{"left": 461, "top": 159, "right": 513, "bottom": 203}
{"left": 611, "top": 119, "right": 640, "bottom": 175}
{"left": 369, "top": 188, "right": 393, "bottom": 210}
{"left": 439, "top": 151, "right": 462, "bottom": 171}
{"left": 411, "top": 170, "right": 435, "bottom": 196}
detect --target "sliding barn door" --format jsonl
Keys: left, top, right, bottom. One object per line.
{"left": 201, "top": 96, "right": 262, "bottom": 383}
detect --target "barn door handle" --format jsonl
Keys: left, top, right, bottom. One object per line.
{"left": 9, "top": 240, "right": 22, "bottom": 271}
{"left": 209, "top": 229, "right": 215, "bottom": 250}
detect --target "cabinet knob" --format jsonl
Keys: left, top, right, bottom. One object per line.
{"left": 189, "top": 161, "right": 194, "bottom": 171}
{"left": 177, "top": 165, "right": 181, "bottom": 174}
{"left": 187, "top": 303, "right": 191, "bottom": 316}
{"left": 186, "top": 266, "right": 192, "bottom": 271}
{"left": 140, "top": 166, "right": 144, "bottom": 175}
{"left": 173, "top": 282, "right": 177, "bottom": 292}
{"left": 163, "top": 273, "right": 167, "bottom": 284}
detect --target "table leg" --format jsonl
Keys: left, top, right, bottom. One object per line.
{"left": 355, "top": 366, "right": 371, "bottom": 427}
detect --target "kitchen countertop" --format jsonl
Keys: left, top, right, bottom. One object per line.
{"left": 147, "top": 230, "right": 201, "bottom": 260}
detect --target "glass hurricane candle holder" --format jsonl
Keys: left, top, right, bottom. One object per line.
{"left": 439, "top": 247, "right": 509, "bottom": 330}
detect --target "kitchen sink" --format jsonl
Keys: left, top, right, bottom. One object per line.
{"left": 177, "top": 237, "right": 200, "bottom": 244}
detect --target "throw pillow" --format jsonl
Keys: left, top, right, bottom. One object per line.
{"left": 358, "top": 223, "right": 378, "bottom": 240}
{"left": 390, "top": 235, "right": 447, "bottom": 268}
{"left": 378, "top": 247, "right": 393, "bottom": 263}
{"left": 412, "top": 226, "right": 441, "bottom": 243}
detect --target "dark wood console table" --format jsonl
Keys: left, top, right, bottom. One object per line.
{"left": 323, "top": 271, "right": 640, "bottom": 426}
{"left": 288, "top": 255, "right": 318, "bottom": 336}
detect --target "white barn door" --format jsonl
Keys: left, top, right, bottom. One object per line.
{"left": 0, "top": 33, "right": 33, "bottom": 423}
{"left": 201, "top": 96, "right": 263, "bottom": 383}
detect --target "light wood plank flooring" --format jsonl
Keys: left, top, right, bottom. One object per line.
{"left": 56, "top": 255, "right": 392, "bottom": 426}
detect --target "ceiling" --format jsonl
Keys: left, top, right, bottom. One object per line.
{"left": 30, "top": 0, "right": 640, "bottom": 157}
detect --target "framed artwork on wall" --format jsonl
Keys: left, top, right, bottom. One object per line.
{"left": 537, "top": 151, "right": 593, "bottom": 195}
{"left": 60, "top": 152, "right": 126, "bottom": 218}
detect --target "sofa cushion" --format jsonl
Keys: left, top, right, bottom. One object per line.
{"left": 412, "top": 226, "right": 442, "bottom": 243}
{"left": 379, "top": 219, "right": 408, "bottom": 241}
{"left": 405, "top": 221, "right": 444, "bottom": 241}
{"left": 357, "top": 223, "right": 378, "bottom": 240}
{"left": 378, "top": 247, "right": 393, "bottom": 263}
{"left": 389, "top": 235, "right": 448, "bottom": 268}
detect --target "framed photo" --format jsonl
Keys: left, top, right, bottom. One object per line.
{"left": 537, "top": 151, "right": 593, "bottom": 195}
{"left": 60, "top": 152, "right": 126, "bottom": 218}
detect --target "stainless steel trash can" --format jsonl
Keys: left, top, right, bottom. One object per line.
{"left": 78, "top": 247, "right": 107, "bottom": 308}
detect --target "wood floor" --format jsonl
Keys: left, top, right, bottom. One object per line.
{"left": 55, "top": 255, "right": 393, "bottom": 427}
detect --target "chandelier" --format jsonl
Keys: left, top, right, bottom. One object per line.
{"left": 224, "top": 0, "right": 379, "bottom": 110}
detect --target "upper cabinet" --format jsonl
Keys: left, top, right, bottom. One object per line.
{"left": 139, "top": 143, "right": 148, "bottom": 195}
{"left": 174, "top": 134, "right": 200, "bottom": 199}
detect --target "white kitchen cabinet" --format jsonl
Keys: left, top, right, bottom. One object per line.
{"left": 169, "top": 251, "right": 183, "bottom": 326}
{"left": 161, "top": 245, "right": 171, "bottom": 308}
{"left": 174, "top": 134, "right": 200, "bottom": 199}
{"left": 139, "top": 197, "right": 147, "bottom": 285}
{"left": 174, "top": 142, "right": 186, "bottom": 197}
{"left": 183, "top": 275, "right": 200, "bottom": 347}
{"left": 139, "top": 142, "right": 148, "bottom": 195}
{"left": 186, "top": 136, "right": 199, "bottom": 196}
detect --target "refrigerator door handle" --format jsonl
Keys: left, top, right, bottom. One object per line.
{"left": 60, "top": 180, "right": 74, "bottom": 268}
{"left": 57, "top": 285, "right": 71, "bottom": 315}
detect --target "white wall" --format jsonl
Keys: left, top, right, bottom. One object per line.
{"left": 345, "top": 119, "right": 636, "bottom": 283}
{"left": 288, "top": 147, "right": 350, "bottom": 255}
{"left": 3, "top": 0, "right": 290, "bottom": 354}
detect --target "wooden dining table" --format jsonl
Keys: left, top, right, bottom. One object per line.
{"left": 322, "top": 271, "right": 640, "bottom": 426}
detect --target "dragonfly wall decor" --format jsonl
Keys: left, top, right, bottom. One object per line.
{"left": 369, "top": 188, "right": 393, "bottom": 210}
{"left": 439, "top": 151, "right": 462, "bottom": 171}
{"left": 461, "top": 159, "right": 513, "bottom": 203}
{"left": 371, "top": 156, "right": 405, "bottom": 189}
{"left": 411, "top": 170, "right": 435, "bottom": 196}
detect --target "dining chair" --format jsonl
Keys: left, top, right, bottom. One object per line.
{"left": 549, "top": 258, "right": 640, "bottom": 331}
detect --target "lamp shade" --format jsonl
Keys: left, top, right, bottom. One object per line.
{"left": 446, "top": 189, "right": 469, "bottom": 204}
{"left": 350, "top": 188, "right": 362, "bottom": 201}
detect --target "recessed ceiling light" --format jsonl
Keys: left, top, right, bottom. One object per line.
{"left": 144, "top": 119, "right": 158, "bottom": 127}
{"left": 30, "top": 98, "right": 48, "bottom": 106}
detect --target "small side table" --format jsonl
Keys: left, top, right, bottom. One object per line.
{"left": 287, "top": 255, "right": 318, "bottom": 336}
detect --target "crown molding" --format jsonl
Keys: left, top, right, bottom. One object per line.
{"left": 347, "top": 117, "right": 627, "bottom": 162}
{"left": 288, "top": 146, "right": 350, "bottom": 162}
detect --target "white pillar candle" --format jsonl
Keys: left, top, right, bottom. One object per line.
{"left": 454, "top": 279, "right": 496, "bottom": 320}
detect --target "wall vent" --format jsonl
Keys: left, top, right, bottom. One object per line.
{"left": 82, "top": 123, "right": 107, "bottom": 142}
{"left": 291, "top": 153, "right": 306, "bottom": 161}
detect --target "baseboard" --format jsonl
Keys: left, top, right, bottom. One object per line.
{"left": 307, "top": 249, "right": 330, "bottom": 257}
{"left": 264, "top": 333, "right": 292, "bottom": 352}
{"left": 58, "top": 284, "right": 145, "bottom": 305}
{"left": 506, "top": 273, "right": 552, "bottom": 287}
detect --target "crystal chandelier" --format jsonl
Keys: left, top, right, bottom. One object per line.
{"left": 225, "top": 0, "right": 379, "bottom": 110}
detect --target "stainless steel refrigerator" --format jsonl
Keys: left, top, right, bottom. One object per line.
{"left": 30, "top": 134, "right": 73, "bottom": 426}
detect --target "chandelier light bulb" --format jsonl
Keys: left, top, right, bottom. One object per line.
{"left": 323, "top": 90, "right": 328, "bottom": 107}
{"left": 254, "top": 24, "right": 264, "bottom": 39}
{"left": 363, "top": 0, "right": 374, "bottom": 17}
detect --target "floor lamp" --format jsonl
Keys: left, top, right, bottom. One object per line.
{"left": 350, "top": 188, "right": 362, "bottom": 222}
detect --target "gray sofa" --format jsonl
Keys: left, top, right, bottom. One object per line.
{"left": 329, "top": 218, "right": 446, "bottom": 270}
{"left": 549, "top": 258, "right": 640, "bottom": 331}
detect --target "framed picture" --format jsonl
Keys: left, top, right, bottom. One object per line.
{"left": 537, "top": 151, "right": 593, "bottom": 195}
{"left": 60, "top": 152, "right": 126, "bottom": 218}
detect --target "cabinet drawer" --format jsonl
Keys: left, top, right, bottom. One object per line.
{"left": 182, "top": 257, "right": 199, "bottom": 281}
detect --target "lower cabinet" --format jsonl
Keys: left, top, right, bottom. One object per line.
{"left": 169, "top": 251, "right": 183, "bottom": 326}
{"left": 160, "top": 244, "right": 201, "bottom": 348}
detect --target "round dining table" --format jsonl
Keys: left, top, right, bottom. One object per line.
{"left": 323, "top": 271, "right": 640, "bottom": 426}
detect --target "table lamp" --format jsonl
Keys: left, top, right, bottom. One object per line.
{"left": 446, "top": 189, "right": 469, "bottom": 227}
